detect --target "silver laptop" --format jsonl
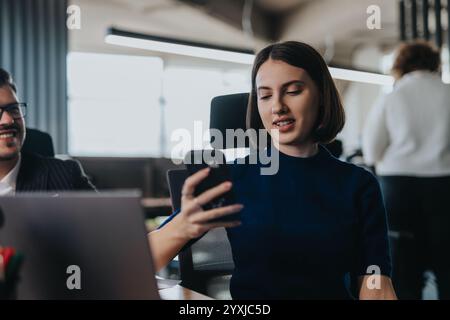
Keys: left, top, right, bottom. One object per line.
{"left": 0, "top": 192, "right": 160, "bottom": 300}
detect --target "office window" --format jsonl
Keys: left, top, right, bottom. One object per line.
{"left": 68, "top": 52, "right": 164, "bottom": 157}
{"left": 68, "top": 53, "right": 251, "bottom": 158}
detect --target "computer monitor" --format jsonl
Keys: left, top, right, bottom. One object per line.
{"left": 0, "top": 192, "right": 160, "bottom": 300}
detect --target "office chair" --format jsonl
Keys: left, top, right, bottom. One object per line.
{"left": 22, "top": 128, "right": 55, "bottom": 157}
{"left": 164, "top": 94, "right": 251, "bottom": 299}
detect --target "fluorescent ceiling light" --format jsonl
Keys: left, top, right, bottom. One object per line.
{"left": 105, "top": 27, "right": 394, "bottom": 86}
{"left": 105, "top": 28, "right": 255, "bottom": 65}
{"left": 329, "top": 67, "right": 394, "bottom": 86}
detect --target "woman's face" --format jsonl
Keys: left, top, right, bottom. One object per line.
{"left": 255, "top": 58, "right": 320, "bottom": 148}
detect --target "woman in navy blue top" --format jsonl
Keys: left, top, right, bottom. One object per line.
{"left": 149, "top": 41, "right": 397, "bottom": 300}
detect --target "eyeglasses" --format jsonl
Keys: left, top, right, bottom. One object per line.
{"left": 0, "top": 103, "right": 27, "bottom": 121}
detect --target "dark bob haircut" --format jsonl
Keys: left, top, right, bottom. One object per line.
{"left": 392, "top": 41, "right": 441, "bottom": 77}
{"left": 0, "top": 68, "right": 17, "bottom": 93}
{"left": 246, "top": 41, "right": 345, "bottom": 144}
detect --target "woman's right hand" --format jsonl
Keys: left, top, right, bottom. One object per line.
{"left": 172, "top": 167, "right": 243, "bottom": 241}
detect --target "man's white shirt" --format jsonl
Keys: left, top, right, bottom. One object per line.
{"left": 0, "top": 155, "right": 21, "bottom": 196}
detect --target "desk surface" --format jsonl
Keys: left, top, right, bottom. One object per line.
{"left": 159, "top": 285, "right": 213, "bottom": 300}
{"left": 141, "top": 197, "right": 172, "bottom": 208}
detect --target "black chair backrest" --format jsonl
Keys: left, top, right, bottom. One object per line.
{"left": 22, "top": 128, "right": 55, "bottom": 157}
{"left": 210, "top": 93, "right": 249, "bottom": 149}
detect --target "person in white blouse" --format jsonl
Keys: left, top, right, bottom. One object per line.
{"left": 362, "top": 41, "right": 450, "bottom": 300}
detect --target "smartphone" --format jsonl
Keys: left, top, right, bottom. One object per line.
{"left": 183, "top": 149, "right": 240, "bottom": 223}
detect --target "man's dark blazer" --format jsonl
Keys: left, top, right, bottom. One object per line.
{"left": 16, "top": 152, "right": 96, "bottom": 192}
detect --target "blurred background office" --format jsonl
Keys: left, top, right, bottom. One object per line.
{"left": 0, "top": 0, "right": 449, "bottom": 299}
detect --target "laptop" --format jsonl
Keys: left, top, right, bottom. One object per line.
{"left": 0, "top": 192, "right": 160, "bottom": 300}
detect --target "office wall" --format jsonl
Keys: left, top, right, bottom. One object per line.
{"left": 0, "top": 0, "right": 68, "bottom": 153}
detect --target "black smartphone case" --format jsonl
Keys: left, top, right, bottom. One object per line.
{"left": 184, "top": 150, "right": 240, "bottom": 223}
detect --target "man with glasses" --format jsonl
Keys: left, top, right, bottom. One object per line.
{"left": 0, "top": 68, "right": 95, "bottom": 195}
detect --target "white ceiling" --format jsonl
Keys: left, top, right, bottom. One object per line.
{"left": 69, "top": 0, "right": 400, "bottom": 68}
{"left": 282, "top": 0, "right": 399, "bottom": 63}
{"left": 109, "top": 0, "right": 311, "bottom": 13}
{"left": 70, "top": 0, "right": 266, "bottom": 51}
{"left": 256, "top": 0, "right": 310, "bottom": 12}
